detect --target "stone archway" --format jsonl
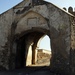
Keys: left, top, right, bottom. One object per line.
{"left": 9, "top": 10, "right": 70, "bottom": 74}
{"left": 0, "top": 0, "right": 74, "bottom": 74}
{"left": 14, "top": 29, "right": 50, "bottom": 68}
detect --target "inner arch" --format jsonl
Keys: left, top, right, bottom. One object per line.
{"left": 39, "top": 35, "right": 51, "bottom": 51}
{"left": 15, "top": 30, "right": 51, "bottom": 68}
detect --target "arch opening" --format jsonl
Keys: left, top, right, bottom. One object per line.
{"left": 35, "top": 35, "right": 52, "bottom": 67}
{"left": 14, "top": 30, "right": 52, "bottom": 69}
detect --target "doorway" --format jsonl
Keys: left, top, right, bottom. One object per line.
{"left": 35, "top": 35, "right": 51, "bottom": 66}
{"left": 15, "top": 30, "right": 51, "bottom": 68}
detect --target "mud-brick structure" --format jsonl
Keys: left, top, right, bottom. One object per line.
{"left": 0, "top": 0, "right": 75, "bottom": 74}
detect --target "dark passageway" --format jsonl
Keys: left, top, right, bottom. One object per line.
{"left": 14, "top": 30, "right": 51, "bottom": 69}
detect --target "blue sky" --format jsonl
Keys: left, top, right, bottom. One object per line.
{"left": 0, "top": 0, "right": 75, "bottom": 50}
{"left": 0, "top": 0, "right": 75, "bottom": 14}
{"left": 0, "top": 0, "right": 22, "bottom": 14}
{"left": 46, "top": 0, "right": 75, "bottom": 8}
{"left": 39, "top": 35, "right": 51, "bottom": 50}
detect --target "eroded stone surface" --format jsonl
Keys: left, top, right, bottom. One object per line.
{"left": 0, "top": 0, "right": 75, "bottom": 74}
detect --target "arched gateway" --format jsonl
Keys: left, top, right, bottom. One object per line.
{"left": 0, "top": 0, "right": 75, "bottom": 74}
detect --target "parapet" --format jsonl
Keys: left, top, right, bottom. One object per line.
{"left": 63, "top": 7, "right": 75, "bottom": 16}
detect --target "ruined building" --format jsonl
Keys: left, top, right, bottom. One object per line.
{"left": 0, "top": 0, "right": 75, "bottom": 74}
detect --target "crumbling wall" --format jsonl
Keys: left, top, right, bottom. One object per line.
{"left": 0, "top": 9, "right": 14, "bottom": 70}
{"left": 63, "top": 7, "right": 75, "bottom": 74}
{"left": 0, "top": 1, "right": 74, "bottom": 74}
{"left": 0, "top": 0, "right": 32, "bottom": 70}
{"left": 14, "top": 3, "right": 72, "bottom": 73}
{"left": 46, "top": 3, "right": 71, "bottom": 73}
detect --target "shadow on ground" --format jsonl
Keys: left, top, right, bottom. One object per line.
{"left": 0, "top": 66, "right": 61, "bottom": 75}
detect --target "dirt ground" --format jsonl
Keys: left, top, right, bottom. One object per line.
{"left": 0, "top": 51, "right": 60, "bottom": 75}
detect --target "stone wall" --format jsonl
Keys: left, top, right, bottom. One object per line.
{"left": 0, "top": 9, "right": 15, "bottom": 70}
{"left": 0, "top": 0, "right": 74, "bottom": 74}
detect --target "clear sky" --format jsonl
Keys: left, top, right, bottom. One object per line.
{"left": 0, "top": 0, "right": 75, "bottom": 50}
{"left": 46, "top": 0, "right": 75, "bottom": 9}
{"left": 0, "top": 0, "right": 22, "bottom": 14}
{"left": 0, "top": 0, "right": 75, "bottom": 14}
{"left": 39, "top": 35, "right": 51, "bottom": 50}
